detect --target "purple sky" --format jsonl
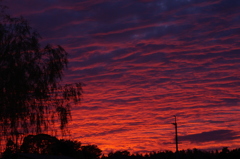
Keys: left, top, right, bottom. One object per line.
{"left": 2, "top": 0, "right": 240, "bottom": 154}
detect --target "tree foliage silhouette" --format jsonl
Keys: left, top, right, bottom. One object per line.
{"left": 81, "top": 144, "right": 102, "bottom": 159}
{"left": 2, "top": 139, "right": 17, "bottom": 159}
{"left": 2, "top": 134, "right": 101, "bottom": 159}
{"left": 108, "top": 150, "right": 131, "bottom": 159}
{"left": 20, "top": 134, "right": 59, "bottom": 154}
{"left": 58, "top": 139, "right": 81, "bottom": 157}
{"left": 0, "top": 4, "right": 82, "bottom": 144}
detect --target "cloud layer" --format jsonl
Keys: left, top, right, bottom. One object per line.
{"left": 2, "top": 0, "right": 240, "bottom": 154}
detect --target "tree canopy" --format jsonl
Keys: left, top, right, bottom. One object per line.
{"left": 2, "top": 134, "right": 102, "bottom": 159}
{"left": 0, "top": 4, "right": 82, "bottom": 145}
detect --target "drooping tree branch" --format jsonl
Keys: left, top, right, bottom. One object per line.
{"left": 0, "top": 5, "right": 82, "bottom": 144}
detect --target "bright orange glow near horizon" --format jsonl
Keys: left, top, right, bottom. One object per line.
{"left": 2, "top": 0, "right": 240, "bottom": 155}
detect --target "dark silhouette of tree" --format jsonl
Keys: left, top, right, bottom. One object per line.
{"left": 1, "top": 139, "right": 17, "bottom": 159}
{"left": 108, "top": 150, "right": 131, "bottom": 159}
{"left": 219, "top": 147, "right": 230, "bottom": 159}
{"left": 102, "top": 147, "right": 240, "bottom": 159}
{"left": 2, "top": 134, "right": 103, "bottom": 159}
{"left": 20, "top": 134, "right": 59, "bottom": 155}
{"left": 58, "top": 139, "right": 82, "bottom": 158}
{"left": 19, "top": 135, "right": 82, "bottom": 157}
{"left": 0, "top": 4, "right": 82, "bottom": 145}
{"left": 81, "top": 144, "right": 102, "bottom": 159}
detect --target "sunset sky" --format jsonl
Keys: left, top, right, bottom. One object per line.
{"left": 2, "top": 0, "right": 240, "bottom": 154}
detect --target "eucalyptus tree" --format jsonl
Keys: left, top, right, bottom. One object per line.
{"left": 0, "top": 4, "right": 82, "bottom": 146}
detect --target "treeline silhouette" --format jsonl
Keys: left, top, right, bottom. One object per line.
{"left": 2, "top": 134, "right": 240, "bottom": 159}
{"left": 103, "top": 148, "right": 240, "bottom": 159}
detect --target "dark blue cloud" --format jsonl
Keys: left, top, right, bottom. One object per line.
{"left": 179, "top": 130, "right": 240, "bottom": 143}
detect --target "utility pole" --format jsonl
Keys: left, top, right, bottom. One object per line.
{"left": 172, "top": 115, "right": 179, "bottom": 159}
